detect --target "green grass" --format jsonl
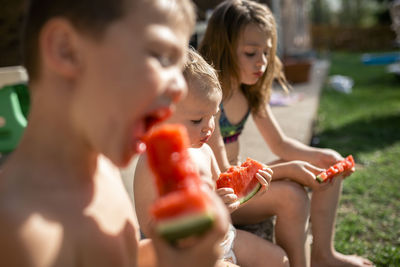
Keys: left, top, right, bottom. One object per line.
{"left": 314, "top": 52, "right": 400, "bottom": 266}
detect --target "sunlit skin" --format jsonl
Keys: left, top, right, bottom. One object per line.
{"left": 134, "top": 76, "right": 290, "bottom": 266}
{"left": 70, "top": 12, "right": 190, "bottom": 167}
{"left": 236, "top": 23, "right": 271, "bottom": 86}
{"left": 170, "top": 86, "right": 290, "bottom": 267}
{"left": 167, "top": 91, "right": 220, "bottom": 148}
{"left": 0, "top": 1, "right": 231, "bottom": 267}
{"left": 205, "top": 10, "right": 374, "bottom": 267}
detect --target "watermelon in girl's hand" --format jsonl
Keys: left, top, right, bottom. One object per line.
{"left": 216, "top": 158, "right": 265, "bottom": 204}
{"left": 316, "top": 155, "right": 355, "bottom": 183}
{"left": 145, "top": 124, "right": 214, "bottom": 243}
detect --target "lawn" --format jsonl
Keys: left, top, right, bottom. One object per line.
{"left": 313, "top": 52, "right": 400, "bottom": 266}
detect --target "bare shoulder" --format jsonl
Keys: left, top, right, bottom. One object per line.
{"left": 0, "top": 184, "right": 66, "bottom": 266}
{"left": 133, "top": 154, "right": 150, "bottom": 184}
{"left": 200, "top": 144, "right": 221, "bottom": 175}
{"left": 133, "top": 154, "right": 155, "bottom": 197}
{"left": 200, "top": 143, "right": 215, "bottom": 158}
{"left": 133, "top": 154, "right": 157, "bottom": 236}
{"left": 0, "top": 198, "right": 29, "bottom": 266}
{"left": 0, "top": 157, "right": 140, "bottom": 267}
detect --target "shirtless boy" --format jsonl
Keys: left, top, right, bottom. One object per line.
{"left": 0, "top": 0, "right": 229, "bottom": 266}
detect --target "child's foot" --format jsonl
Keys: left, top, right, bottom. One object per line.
{"left": 311, "top": 251, "right": 374, "bottom": 267}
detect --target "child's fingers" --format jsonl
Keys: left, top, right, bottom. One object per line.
{"left": 227, "top": 201, "right": 240, "bottom": 213}
{"left": 263, "top": 166, "right": 273, "bottom": 175}
{"left": 305, "top": 162, "right": 325, "bottom": 175}
{"left": 216, "top": 187, "right": 235, "bottom": 195}
{"left": 220, "top": 193, "right": 238, "bottom": 205}
{"left": 342, "top": 167, "right": 355, "bottom": 179}
{"left": 302, "top": 163, "right": 332, "bottom": 189}
{"left": 257, "top": 169, "right": 272, "bottom": 183}
{"left": 254, "top": 173, "right": 270, "bottom": 196}
{"left": 255, "top": 173, "right": 269, "bottom": 189}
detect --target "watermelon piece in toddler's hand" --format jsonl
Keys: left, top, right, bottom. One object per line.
{"left": 145, "top": 124, "right": 214, "bottom": 243}
{"left": 216, "top": 157, "right": 265, "bottom": 204}
{"left": 316, "top": 155, "right": 355, "bottom": 183}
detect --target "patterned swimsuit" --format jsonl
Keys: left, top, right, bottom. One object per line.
{"left": 219, "top": 104, "right": 251, "bottom": 144}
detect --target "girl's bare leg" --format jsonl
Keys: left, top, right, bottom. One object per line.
{"left": 232, "top": 180, "right": 310, "bottom": 267}
{"left": 234, "top": 229, "right": 289, "bottom": 267}
{"left": 311, "top": 178, "right": 374, "bottom": 267}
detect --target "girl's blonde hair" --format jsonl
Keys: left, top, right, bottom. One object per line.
{"left": 199, "top": 0, "right": 288, "bottom": 116}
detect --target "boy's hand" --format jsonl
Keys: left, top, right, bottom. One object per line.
{"left": 216, "top": 187, "right": 240, "bottom": 213}
{"left": 149, "top": 187, "right": 230, "bottom": 267}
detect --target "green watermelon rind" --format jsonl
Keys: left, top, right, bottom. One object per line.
{"left": 238, "top": 182, "right": 262, "bottom": 204}
{"left": 156, "top": 211, "right": 214, "bottom": 243}
{"left": 315, "top": 175, "right": 325, "bottom": 183}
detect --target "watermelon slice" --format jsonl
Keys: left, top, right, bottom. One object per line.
{"left": 216, "top": 157, "right": 265, "bottom": 204}
{"left": 145, "top": 124, "right": 214, "bottom": 242}
{"left": 150, "top": 188, "right": 214, "bottom": 242}
{"left": 316, "top": 155, "right": 355, "bottom": 183}
{"left": 145, "top": 124, "right": 201, "bottom": 196}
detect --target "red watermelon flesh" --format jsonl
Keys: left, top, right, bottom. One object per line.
{"left": 145, "top": 124, "right": 214, "bottom": 242}
{"left": 145, "top": 124, "right": 201, "bottom": 196}
{"left": 217, "top": 158, "right": 264, "bottom": 204}
{"left": 316, "top": 155, "right": 355, "bottom": 183}
{"left": 150, "top": 188, "right": 213, "bottom": 242}
{"left": 151, "top": 189, "right": 209, "bottom": 220}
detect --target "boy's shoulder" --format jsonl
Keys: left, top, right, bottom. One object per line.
{"left": 0, "top": 171, "right": 72, "bottom": 266}
{"left": 0, "top": 156, "right": 140, "bottom": 267}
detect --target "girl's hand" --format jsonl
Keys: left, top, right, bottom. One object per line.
{"left": 216, "top": 187, "right": 240, "bottom": 213}
{"left": 287, "top": 160, "right": 330, "bottom": 190}
{"left": 310, "top": 148, "right": 355, "bottom": 180}
{"left": 310, "top": 148, "right": 343, "bottom": 169}
{"left": 342, "top": 165, "right": 355, "bottom": 179}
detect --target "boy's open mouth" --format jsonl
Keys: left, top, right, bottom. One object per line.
{"left": 144, "top": 107, "right": 173, "bottom": 133}
{"left": 132, "top": 107, "right": 174, "bottom": 154}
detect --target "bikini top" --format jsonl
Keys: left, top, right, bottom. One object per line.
{"left": 219, "top": 103, "right": 251, "bottom": 144}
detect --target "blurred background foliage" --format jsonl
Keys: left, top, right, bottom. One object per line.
{"left": 309, "top": 0, "right": 398, "bottom": 51}
{"left": 310, "top": 0, "right": 394, "bottom": 27}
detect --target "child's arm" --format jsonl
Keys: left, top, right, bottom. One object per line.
{"left": 134, "top": 154, "right": 158, "bottom": 237}
{"left": 205, "top": 144, "right": 240, "bottom": 213}
{"left": 269, "top": 160, "right": 331, "bottom": 190}
{"left": 208, "top": 112, "right": 232, "bottom": 172}
{"left": 253, "top": 104, "right": 345, "bottom": 168}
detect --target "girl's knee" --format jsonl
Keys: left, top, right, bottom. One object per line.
{"left": 279, "top": 181, "right": 310, "bottom": 215}
{"left": 274, "top": 246, "right": 290, "bottom": 267}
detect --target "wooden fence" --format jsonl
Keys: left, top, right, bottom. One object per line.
{"left": 311, "top": 25, "right": 397, "bottom": 51}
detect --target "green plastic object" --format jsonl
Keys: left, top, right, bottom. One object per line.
{"left": 0, "top": 83, "right": 28, "bottom": 153}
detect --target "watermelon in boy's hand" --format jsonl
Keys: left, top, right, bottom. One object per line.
{"left": 145, "top": 124, "right": 201, "bottom": 195}
{"left": 216, "top": 157, "right": 265, "bottom": 204}
{"left": 145, "top": 124, "right": 214, "bottom": 243}
{"left": 316, "top": 155, "right": 355, "bottom": 183}
{"left": 150, "top": 188, "right": 214, "bottom": 242}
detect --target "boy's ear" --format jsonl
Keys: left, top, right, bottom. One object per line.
{"left": 39, "top": 18, "right": 82, "bottom": 79}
